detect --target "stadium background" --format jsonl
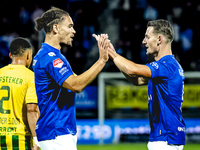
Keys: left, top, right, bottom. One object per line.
{"left": 0, "top": 0, "right": 200, "bottom": 149}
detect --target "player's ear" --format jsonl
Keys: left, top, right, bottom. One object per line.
{"left": 26, "top": 50, "right": 31, "bottom": 60}
{"left": 26, "top": 51, "right": 29, "bottom": 60}
{"left": 52, "top": 24, "right": 59, "bottom": 34}
{"left": 157, "top": 35, "right": 163, "bottom": 46}
{"left": 9, "top": 53, "right": 12, "bottom": 59}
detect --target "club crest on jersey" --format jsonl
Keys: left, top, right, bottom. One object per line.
{"left": 150, "top": 62, "right": 159, "bottom": 69}
{"left": 53, "top": 58, "right": 63, "bottom": 68}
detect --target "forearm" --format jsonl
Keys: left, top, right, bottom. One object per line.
{"left": 112, "top": 53, "right": 151, "bottom": 77}
{"left": 76, "top": 59, "right": 106, "bottom": 90}
{"left": 109, "top": 49, "right": 135, "bottom": 75}
{"left": 113, "top": 54, "right": 139, "bottom": 75}
{"left": 63, "top": 34, "right": 109, "bottom": 92}
{"left": 27, "top": 111, "right": 39, "bottom": 137}
{"left": 63, "top": 59, "right": 106, "bottom": 93}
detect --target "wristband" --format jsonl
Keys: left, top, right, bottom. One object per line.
{"left": 33, "top": 137, "right": 39, "bottom": 147}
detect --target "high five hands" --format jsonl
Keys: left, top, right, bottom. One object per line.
{"left": 92, "top": 34, "right": 118, "bottom": 62}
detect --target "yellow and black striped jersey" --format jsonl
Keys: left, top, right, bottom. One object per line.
{"left": 0, "top": 64, "right": 37, "bottom": 150}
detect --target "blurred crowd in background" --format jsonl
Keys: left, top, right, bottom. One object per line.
{"left": 1, "top": 0, "right": 200, "bottom": 74}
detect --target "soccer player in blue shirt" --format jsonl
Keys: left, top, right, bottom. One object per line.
{"left": 32, "top": 7, "right": 110, "bottom": 150}
{"left": 104, "top": 19, "right": 186, "bottom": 150}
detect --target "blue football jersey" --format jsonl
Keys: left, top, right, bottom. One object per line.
{"left": 146, "top": 55, "right": 186, "bottom": 145}
{"left": 32, "top": 43, "right": 76, "bottom": 141}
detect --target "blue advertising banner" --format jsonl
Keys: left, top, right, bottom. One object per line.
{"left": 75, "top": 86, "right": 97, "bottom": 109}
{"left": 76, "top": 118, "right": 200, "bottom": 144}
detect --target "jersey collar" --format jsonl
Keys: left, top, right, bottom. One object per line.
{"left": 159, "top": 55, "right": 174, "bottom": 62}
{"left": 42, "top": 43, "right": 61, "bottom": 53}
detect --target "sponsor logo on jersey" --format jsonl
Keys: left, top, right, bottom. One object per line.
{"left": 178, "top": 127, "right": 186, "bottom": 132}
{"left": 48, "top": 52, "right": 56, "bottom": 56}
{"left": 53, "top": 58, "right": 63, "bottom": 68}
{"left": 59, "top": 67, "right": 69, "bottom": 75}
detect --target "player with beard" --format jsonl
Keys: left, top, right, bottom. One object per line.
{"left": 33, "top": 7, "right": 110, "bottom": 150}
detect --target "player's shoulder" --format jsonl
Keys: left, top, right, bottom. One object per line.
{"left": 164, "top": 55, "right": 182, "bottom": 70}
{"left": 157, "top": 55, "right": 177, "bottom": 67}
{"left": 19, "top": 66, "right": 34, "bottom": 78}
{"left": 21, "top": 68, "right": 35, "bottom": 84}
{"left": 0, "top": 65, "right": 9, "bottom": 71}
{"left": 34, "top": 51, "right": 61, "bottom": 69}
{"left": 24, "top": 67, "right": 34, "bottom": 73}
{"left": 0, "top": 65, "right": 6, "bottom": 70}
{"left": 163, "top": 55, "right": 184, "bottom": 78}
{"left": 46, "top": 52, "right": 61, "bottom": 63}
{"left": 37, "top": 46, "right": 61, "bottom": 60}
{"left": 36, "top": 43, "right": 59, "bottom": 58}
{"left": 0, "top": 66, "right": 6, "bottom": 76}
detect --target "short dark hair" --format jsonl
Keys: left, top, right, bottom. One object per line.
{"left": 10, "top": 37, "right": 32, "bottom": 57}
{"left": 34, "top": 6, "right": 69, "bottom": 33}
{"left": 147, "top": 19, "right": 174, "bottom": 43}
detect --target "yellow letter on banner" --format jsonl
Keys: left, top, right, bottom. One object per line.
{"left": 105, "top": 84, "right": 200, "bottom": 110}
{"left": 182, "top": 84, "right": 200, "bottom": 108}
{"left": 105, "top": 85, "right": 148, "bottom": 110}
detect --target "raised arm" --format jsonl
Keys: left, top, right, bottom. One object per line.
{"left": 62, "top": 34, "right": 110, "bottom": 92}
{"left": 108, "top": 43, "right": 151, "bottom": 86}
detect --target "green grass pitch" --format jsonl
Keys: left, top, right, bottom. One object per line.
{"left": 77, "top": 143, "right": 200, "bottom": 150}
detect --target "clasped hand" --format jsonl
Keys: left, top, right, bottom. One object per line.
{"left": 93, "top": 34, "right": 117, "bottom": 62}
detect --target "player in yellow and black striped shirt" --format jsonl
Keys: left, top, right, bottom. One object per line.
{"left": 0, "top": 37, "right": 40, "bottom": 150}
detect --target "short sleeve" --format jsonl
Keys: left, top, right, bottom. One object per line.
{"left": 146, "top": 61, "right": 169, "bottom": 79}
{"left": 47, "top": 57, "right": 74, "bottom": 86}
{"left": 25, "top": 72, "right": 38, "bottom": 104}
